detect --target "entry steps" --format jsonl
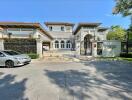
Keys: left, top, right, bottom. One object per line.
{"left": 42, "top": 50, "right": 76, "bottom": 62}
{"left": 42, "top": 50, "right": 95, "bottom": 62}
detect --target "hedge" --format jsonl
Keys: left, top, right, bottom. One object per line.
{"left": 27, "top": 53, "right": 39, "bottom": 59}
{"left": 120, "top": 53, "right": 132, "bottom": 58}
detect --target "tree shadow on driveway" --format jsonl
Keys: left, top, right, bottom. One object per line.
{"left": 44, "top": 61, "right": 132, "bottom": 100}
{"left": 0, "top": 73, "right": 28, "bottom": 100}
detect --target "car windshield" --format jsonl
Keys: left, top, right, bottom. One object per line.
{"left": 3, "top": 51, "right": 21, "bottom": 56}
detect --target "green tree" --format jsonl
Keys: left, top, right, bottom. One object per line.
{"left": 113, "top": 0, "right": 132, "bottom": 54}
{"left": 113, "top": 0, "right": 132, "bottom": 17}
{"left": 127, "top": 26, "right": 132, "bottom": 40}
{"left": 107, "top": 25, "right": 126, "bottom": 41}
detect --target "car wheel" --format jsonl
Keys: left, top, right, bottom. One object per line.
{"left": 5, "top": 61, "right": 14, "bottom": 68}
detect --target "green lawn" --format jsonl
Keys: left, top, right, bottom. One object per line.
{"left": 118, "top": 57, "right": 132, "bottom": 62}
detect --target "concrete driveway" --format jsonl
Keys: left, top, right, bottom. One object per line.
{"left": 0, "top": 60, "right": 132, "bottom": 100}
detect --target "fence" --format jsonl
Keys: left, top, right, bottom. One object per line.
{"left": 4, "top": 39, "right": 37, "bottom": 54}
{"left": 121, "top": 41, "right": 132, "bottom": 53}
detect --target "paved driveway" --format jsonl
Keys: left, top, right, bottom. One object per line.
{"left": 0, "top": 60, "right": 132, "bottom": 100}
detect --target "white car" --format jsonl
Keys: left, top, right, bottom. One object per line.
{"left": 0, "top": 50, "right": 31, "bottom": 68}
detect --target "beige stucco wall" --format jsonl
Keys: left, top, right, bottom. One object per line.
{"left": 47, "top": 25, "right": 73, "bottom": 32}
{"left": 35, "top": 30, "right": 51, "bottom": 42}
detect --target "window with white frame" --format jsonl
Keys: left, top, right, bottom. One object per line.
{"left": 61, "top": 40, "right": 65, "bottom": 48}
{"left": 66, "top": 40, "right": 71, "bottom": 48}
{"left": 55, "top": 41, "right": 59, "bottom": 48}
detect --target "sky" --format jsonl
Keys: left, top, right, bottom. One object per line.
{"left": 0, "top": 0, "right": 131, "bottom": 29}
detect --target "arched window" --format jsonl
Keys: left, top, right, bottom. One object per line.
{"left": 61, "top": 41, "right": 65, "bottom": 48}
{"left": 66, "top": 40, "right": 71, "bottom": 48}
{"left": 55, "top": 41, "right": 59, "bottom": 48}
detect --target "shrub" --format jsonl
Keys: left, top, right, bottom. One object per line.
{"left": 27, "top": 53, "right": 39, "bottom": 59}
{"left": 120, "top": 53, "right": 132, "bottom": 58}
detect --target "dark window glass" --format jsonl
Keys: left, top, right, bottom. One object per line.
{"left": 61, "top": 41, "right": 65, "bottom": 48}
{"left": 3, "top": 51, "right": 20, "bottom": 55}
{"left": 49, "top": 27, "right": 52, "bottom": 31}
{"left": 61, "top": 27, "right": 64, "bottom": 31}
{"left": 55, "top": 41, "right": 59, "bottom": 48}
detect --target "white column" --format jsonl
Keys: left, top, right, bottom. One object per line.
{"left": 51, "top": 41, "right": 54, "bottom": 50}
{"left": 64, "top": 40, "right": 67, "bottom": 49}
{"left": 36, "top": 39, "right": 43, "bottom": 58}
{"left": 92, "top": 42, "right": 97, "bottom": 57}
{"left": 0, "top": 39, "right": 4, "bottom": 50}
{"left": 75, "top": 41, "right": 81, "bottom": 56}
{"left": 59, "top": 40, "right": 61, "bottom": 49}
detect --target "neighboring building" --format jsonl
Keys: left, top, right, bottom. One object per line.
{"left": 44, "top": 22, "right": 75, "bottom": 50}
{"left": 0, "top": 22, "right": 53, "bottom": 57}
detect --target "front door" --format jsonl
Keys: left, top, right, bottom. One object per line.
{"left": 84, "top": 35, "right": 92, "bottom": 55}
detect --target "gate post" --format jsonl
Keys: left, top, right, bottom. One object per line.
{"left": 0, "top": 39, "right": 4, "bottom": 50}
{"left": 92, "top": 41, "right": 97, "bottom": 57}
{"left": 36, "top": 39, "right": 43, "bottom": 58}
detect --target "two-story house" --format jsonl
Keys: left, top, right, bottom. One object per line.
{"left": 44, "top": 22, "right": 75, "bottom": 50}
{"left": 0, "top": 22, "right": 120, "bottom": 58}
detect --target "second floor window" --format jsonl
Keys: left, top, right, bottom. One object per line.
{"left": 61, "top": 27, "right": 64, "bottom": 31}
{"left": 49, "top": 26, "right": 52, "bottom": 31}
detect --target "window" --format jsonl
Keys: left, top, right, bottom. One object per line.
{"left": 0, "top": 52, "right": 5, "bottom": 57}
{"left": 61, "top": 26, "right": 64, "bottom": 31}
{"left": 66, "top": 40, "right": 71, "bottom": 48}
{"left": 49, "top": 26, "right": 52, "bottom": 31}
{"left": 61, "top": 41, "right": 65, "bottom": 48}
{"left": 55, "top": 41, "right": 59, "bottom": 48}
{"left": 3, "top": 51, "right": 20, "bottom": 55}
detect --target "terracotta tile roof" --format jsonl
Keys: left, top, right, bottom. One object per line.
{"left": 44, "top": 22, "right": 75, "bottom": 26}
{"left": 0, "top": 22, "right": 53, "bottom": 39}
{"left": 74, "top": 22, "right": 101, "bottom": 35}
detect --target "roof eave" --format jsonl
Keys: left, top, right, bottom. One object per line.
{"left": 74, "top": 23, "right": 102, "bottom": 35}
{"left": 44, "top": 22, "right": 75, "bottom": 27}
